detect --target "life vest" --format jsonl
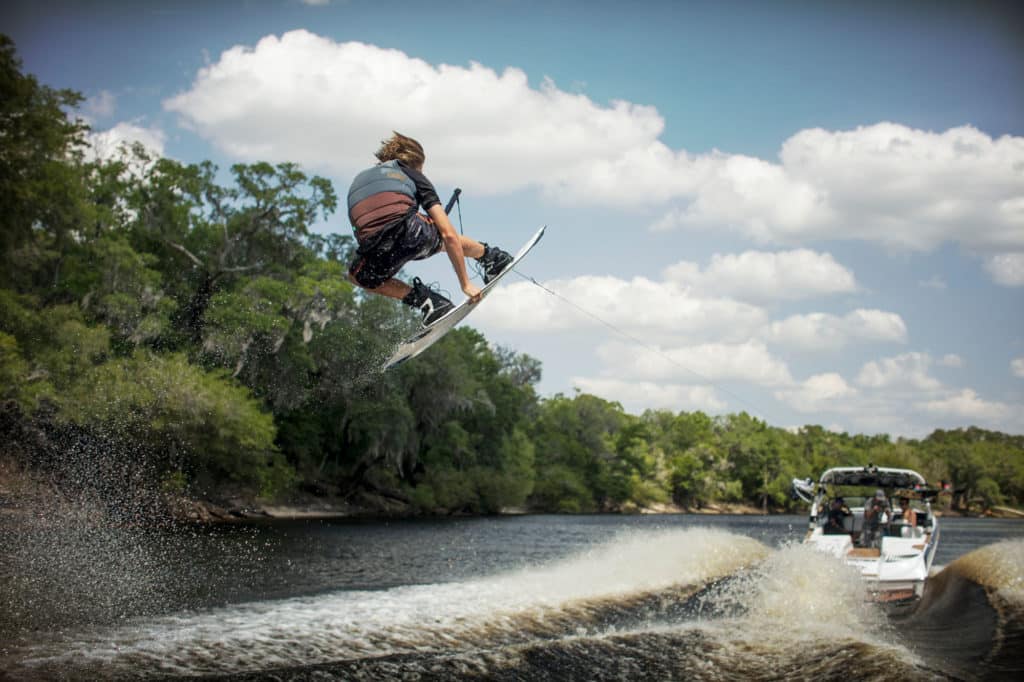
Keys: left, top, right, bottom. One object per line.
{"left": 347, "top": 160, "right": 417, "bottom": 238}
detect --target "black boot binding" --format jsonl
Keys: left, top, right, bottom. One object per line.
{"left": 403, "top": 277, "right": 455, "bottom": 325}
{"left": 477, "top": 243, "right": 513, "bottom": 284}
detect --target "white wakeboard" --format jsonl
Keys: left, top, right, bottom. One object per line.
{"left": 383, "top": 225, "right": 546, "bottom": 370}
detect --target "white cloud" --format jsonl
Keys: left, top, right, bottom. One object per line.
{"left": 984, "top": 253, "right": 1024, "bottom": 286}
{"left": 918, "top": 276, "right": 947, "bottom": 290}
{"left": 474, "top": 276, "right": 766, "bottom": 342}
{"left": 87, "top": 121, "right": 166, "bottom": 162}
{"left": 165, "top": 32, "right": 1024, "bottom": 255}
{"left": 663, "top": 249, "right": 856, "bottom": 302}
{"left": 938, "top": 354, "right": 963, "bottom": 368}
{"left": 770, "top": 348, "right": 1023, "bottom": 433}
{"left": 638, "top": 123, "right": 1024, "bottom": 254}
{"left": 920, "top": 389, "right": 1013, "bottom": 423}
{"left": 300, "top": 0, "right": 331, "bottom": 5}
{"left": 571, "top": 377, "right": 726, "bottom": 413}
{"left": 774, "top": 362, "right": 1021, "bottom": 434}
{"left": 85, "top": 90, "right": 117, "bottom": 119}
{"left": 763, "top": 309, "right": 908, "bottom": 351}
{"left": 776, "top": 124, "right": 1024, "bottom": 252}
{"left": 594, "top": 340, "right": 793, "bottom": 387}
{"left": 1012, "top": 357, "right": 1024, "bottom": 378}
{"left": 856, "top": 352, "right": 942, "bottom": 391}
{"left": 165, "top": 30, "right": 664, "bottom": 195}
{"left": 775, "top": 373, "right": 857, "bottom": 413}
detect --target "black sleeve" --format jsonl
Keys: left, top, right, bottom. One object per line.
{"left": 397, "top": 161, "right": 441, "bottom": 211}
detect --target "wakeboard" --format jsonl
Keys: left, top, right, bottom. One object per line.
{"left": 383, "top": 225, "right": 546, "bottom": 370}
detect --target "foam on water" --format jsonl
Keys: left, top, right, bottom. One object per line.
{"left": 733, "top": 542, "right": 875, "bottom": 631}
{"left": 9, "top": 527, "right": 1019, "bottom": 680}
{"left": 480, "top": 526, "right": 768, "bottom": 604}
{"left": 666, "top": 542, "right": 928, "bottom": 676}
{"left": 11, "top": 526, "right": 766, "bottom": 677}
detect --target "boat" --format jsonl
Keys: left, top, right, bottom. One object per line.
{"left": 792, "top": 465, "right": 940, "bottom": 605}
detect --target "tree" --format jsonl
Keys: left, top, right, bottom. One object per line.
{"left": 0, "top": 35, "right": 96, "bottom": 293}
{"left": 59, "top": 351, "right": 279, "bottom": 491}
{"left": 494, "top": 345, "right": 542, "bottom": 388}
{"left": 125, "top": 157, "right": 337, "bottom": 342}
{"left": 0, "top": 35, "right": 88, "bottom": 256}
{"left": 716, "top": 412, "right": 782, "bottom": 513}
{"left": 637, "top": 410, "right": 711, "bottom": 508}
{"left": 59, "top": 233, "right": 177, "bottom": 349}
{"left": 529, "top": 392, "right": 629, "bottom": 512}
{"left": 924, "top": 428, "right": 1024, "bottom": 511}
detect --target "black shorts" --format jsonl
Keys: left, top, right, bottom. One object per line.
{"left": 349, "top": 213, "right": 443, "bottom": 289}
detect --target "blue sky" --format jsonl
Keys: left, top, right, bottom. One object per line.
{"left": 5, "top": 0, "right": 1023, "bottom": 436}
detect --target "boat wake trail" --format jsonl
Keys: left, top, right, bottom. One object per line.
{"left": 899, "top": 539, "right": 1024, "bottom": 680}
{"left": 7, "top": 528, "right": 763, "bottom": 679}
{"left": 5, "top": 532, "right": 1021, "bottom": 681}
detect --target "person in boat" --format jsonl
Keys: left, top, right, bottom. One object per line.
{"left": 825, "top": 497, "right": 850, "bottom": 535}
{"left": 898, "top": 496, "right": 917, "bottom": 528}
{"left": 861, "top": 489, "right": 890, "bottom": 548}
{"left": 346, "top": 132, "right": 513, "bottom": 325}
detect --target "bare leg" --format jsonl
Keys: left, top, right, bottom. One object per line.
{"left": 348, "top": 274, "right": 411, "bottom": 300}
{"left": 444, "top": 234, "right": 484, "bottom": 259}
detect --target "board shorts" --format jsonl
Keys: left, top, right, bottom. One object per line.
{"left": 349, "top": 213, "right": 444, "bottom": 289}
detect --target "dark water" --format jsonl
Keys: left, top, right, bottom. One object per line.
{"left": 1, "top": 514, "right": 1022, "bottom": 680}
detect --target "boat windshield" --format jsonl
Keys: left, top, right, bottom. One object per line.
{"left": 819, "top": 467, "right": 925, "bottom": 489}
{"left": 825, "top": 487, "right": 883, "bottom": 508}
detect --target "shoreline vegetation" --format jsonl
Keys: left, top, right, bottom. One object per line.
{"left": 2, "top": 36, "right": 1024, "bottom": 531}
{"left": 3, "top": 453, "right": 1021, "bottom": 528}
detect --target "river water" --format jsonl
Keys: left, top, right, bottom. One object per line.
{"left": 1, "top": 514, "right": 1022, "bottom": 680}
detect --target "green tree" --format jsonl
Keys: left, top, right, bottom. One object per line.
{"left": 398, "top": 329, "right": 540, "bottom": 514}
{"left": 60, "top": 351, "right": 279, "bottom": 491}
{"left": 58, "top": 233, "right": 177, "bottom": 348}
{"left": 0, "top": 34, "right": 89, "bottom": 279}
{"left": 474, "top": 427, "right": 536, "bottom": 512}
{"left": 716, "top": 412, "right": 783, "bottom": 512}
{"left": 924, "top": 428, "right": 1024, "bottom": 511}
{"left": 124, "top": 157, "right": 337, "bottom": 342}
{"left": 529, "top": 392, "right": 628, "bottom": 512}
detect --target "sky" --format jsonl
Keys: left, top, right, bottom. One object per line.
{"left": 4, "top": 0, "right": 1023, "bottom": 437}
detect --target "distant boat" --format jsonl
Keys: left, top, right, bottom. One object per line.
{"left": 792, "top": 465, "right": 940, "bottom": 606}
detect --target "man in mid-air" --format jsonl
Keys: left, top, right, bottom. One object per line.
{"left": 347, "top": 132, "right": 512, "bottom": 325}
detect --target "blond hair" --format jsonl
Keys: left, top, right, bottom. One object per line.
{"left": 375, "top": 132, "right": 425, "bottom": 169}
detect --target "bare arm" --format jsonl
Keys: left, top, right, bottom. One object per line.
{"left": 427, "top": 204, "right": 482, "bottom": 302}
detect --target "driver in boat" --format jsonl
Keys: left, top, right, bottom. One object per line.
{"left": 861, "top": 489, "right": 890, "bottom": 548}
{"left": 825, "top": 497, "right": 850, "bottom": 535}
{"left": 346, "top": 132, "right": 513, "bottom": 325}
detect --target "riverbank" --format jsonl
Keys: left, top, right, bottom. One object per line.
{"left": 0, "top": 449, "right": 765, "bottom": 525}
{"left": 148, "top": 492, "right": 1024, "bottom": 523}
{"left": 215, "top": 499, "right": 770, "bottom": 521}
{"left": 0, "top": 460, "right": 771, "bottom": 525}
{"left": 161, "top": 495, "right": 769, "bottom": 524}
{"left": 4, "top": 456, "right": 1022, "bottom": 526}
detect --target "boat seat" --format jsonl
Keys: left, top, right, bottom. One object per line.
{"left": 847, "top": 547, "right": 880, "bottom": 558}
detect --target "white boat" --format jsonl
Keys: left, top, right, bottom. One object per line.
{"left": 792, "top": 465, "right": 940, "bottom": 604}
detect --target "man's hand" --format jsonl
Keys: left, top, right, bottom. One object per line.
{"left": 463, "top": 282, "right": 482, "bottom": 304}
